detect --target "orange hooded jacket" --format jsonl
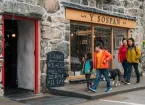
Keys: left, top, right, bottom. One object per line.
{"left": 94, "top": 50, "right": 112, "bottom": 69}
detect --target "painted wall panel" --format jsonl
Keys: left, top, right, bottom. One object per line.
{"left": 17, "top": 20, "right": 35, "bottom": 90}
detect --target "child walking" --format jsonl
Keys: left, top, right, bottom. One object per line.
{"left": 89, "top": 45, "right": 112, "bottom": 93}
{"left": 83, "top": 53, "right": 93, "bottom": 90}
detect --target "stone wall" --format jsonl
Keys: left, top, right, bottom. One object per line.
{"left": 0, "top": 0, "right": 45, "bottom": 18}
{"left": 38, "top": 0, "right": 70, "bottom": 92}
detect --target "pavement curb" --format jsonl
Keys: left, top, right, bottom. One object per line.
{"left": 49, "top": 86, "right": 145, "bottom": 100}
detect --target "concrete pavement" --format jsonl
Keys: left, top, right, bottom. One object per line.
{"left": 0, "top": 95, "right": 87, "bottom": 105}
{"left": 1, "top": 89, "right": 145, "bottom": 105}
{"left": 0, "top": 90, "right": 145, "bottom": 105}
{"left": 76, "top": 90, "right": 145, "bottom": 105}
{"left": 0, "top": 97, "right": 26, "bottom": 105}
{"left": 49, "top": 77, "right": 145, "bottom": 100}
{"left": 1, "top": 77, "right": 145, "bottom": 105}
{"left": 19, "top": 96, "right": 87, "bottom": 105}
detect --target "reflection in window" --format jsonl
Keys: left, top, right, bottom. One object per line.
{"left": 113, "top": 28, "right": 127, "bottom": 69}
{"left": 94, "top": 26, "right": 111, "bottom": 53}
{"left": 70, "top": 23, "right": 92, "bottom": 76}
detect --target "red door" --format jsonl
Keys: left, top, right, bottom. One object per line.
{"left": 1, "top": 15, "right": 39, "bottom": 95}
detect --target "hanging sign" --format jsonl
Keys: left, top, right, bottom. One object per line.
{"left": 66, "top": 8, "right": 136, "bottom": 28}
{"left": 46, "top": 51, "right": 65, "bottom": 88}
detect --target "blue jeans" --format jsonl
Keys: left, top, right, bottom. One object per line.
{"left": 127, "top": 63, "right": 140, "bottom": 82}
{"left": 93, "top": 69, "right": 111, "bottom": 90}
{"left": 122, "top": 59, "right": 128, "bottom": 79}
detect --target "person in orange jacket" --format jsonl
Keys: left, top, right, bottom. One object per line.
{"left": 89, "top": 44, "right": 112, "bottom": 93}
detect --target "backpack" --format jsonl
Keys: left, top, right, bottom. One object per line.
{"left": 134, "top": 46, "right": 142, "bottom": 63}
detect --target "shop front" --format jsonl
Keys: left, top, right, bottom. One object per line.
{"left": 65, "top": 8, "right": 136, "bottom": 80}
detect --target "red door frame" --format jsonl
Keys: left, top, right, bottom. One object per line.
{"left": 2, "top": 15, "right": 39, "bottom": 94}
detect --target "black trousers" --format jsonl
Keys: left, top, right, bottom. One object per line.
{"left": 85, "top": 74, "right": 91, "bottom": 88}
{"left": 127, "top": 63, "right": 140, "bottom": 82}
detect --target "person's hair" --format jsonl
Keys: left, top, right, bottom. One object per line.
{"left": 127, "top": 37, "right": 135, "bottom": 47}
{"left": 86, "top": 53, "right": 92, "bottom": 59}
{"left": 122, "top": 38, "right": 127, "bottom": 42}
{"left": 95, "top": 44, "right": 104, "bottom": 50}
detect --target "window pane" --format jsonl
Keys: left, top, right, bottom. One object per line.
{"left": 70, "top": 23, "right": 92, "bottom": 76}
{"left": 113, "top": 28, "right": 127, "bottom": 70}
{"left": 94, "top": 26, "right": 111, "bottom": 53}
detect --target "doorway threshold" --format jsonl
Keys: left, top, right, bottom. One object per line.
{"left": 6, "top": 91, "right": 51, "bottom": 101}
{"left": 5, "top": 88, "right": 50, "bottom": 101}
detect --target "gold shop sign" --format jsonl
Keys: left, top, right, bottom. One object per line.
{"left": 66, "top": 8, "right": 136, "bottom": 28}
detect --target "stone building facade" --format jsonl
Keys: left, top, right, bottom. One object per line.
{"left": 0, "top": 0, "right": 145, "bottom": 95}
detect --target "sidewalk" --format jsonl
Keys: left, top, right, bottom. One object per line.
{"left": 0, "top": 97, "right": 26, "bottom": 105}
{"left": 0, "top": 94, "right": 87, "bottom": 105}
{"left": 49, "top": 77, "right": 145, "bottom": 100}
{"left": 0, "top": 77, "right": 145, "bottom": 105}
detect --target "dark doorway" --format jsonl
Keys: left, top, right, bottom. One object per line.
{"left": 4, "top": 18, "right": 36, "bottom": 96}
{"left": 4, "top": 19, "right": 18, "bottom": 94}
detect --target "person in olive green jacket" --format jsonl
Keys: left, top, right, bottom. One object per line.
{"left": 125, "top": 38, "right": 141, "bottom": 84}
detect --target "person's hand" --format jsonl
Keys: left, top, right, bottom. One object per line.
{"left": 88, "top": 70, "right": 90, "bottom": 74}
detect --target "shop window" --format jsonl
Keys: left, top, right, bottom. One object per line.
{"left": 113, "top": 28, "right": 127, "bottom": 50}
{"left": 94, "top": 26, "right": 112, "bottom": 69}
{"left": 70, "top": 23, "right": 92, "bottom": 76}
{"left": 70, "top": 24, "right": 113, "bottom": 76}
{"left": 113, "top": 28, "right": 127, "bottom": 69}
{"left": 94, "top": 26, "right": 111, "bottom": 53}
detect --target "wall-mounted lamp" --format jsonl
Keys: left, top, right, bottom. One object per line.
{"left": 12, "top": 34, "right": 16, "bottom": 38}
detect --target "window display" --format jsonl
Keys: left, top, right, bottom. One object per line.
{"left": 70, "top": 23, "right": 92, "bottom": 76}
{"left": 94, "top": 26, "right": 111, "bottom": 53}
